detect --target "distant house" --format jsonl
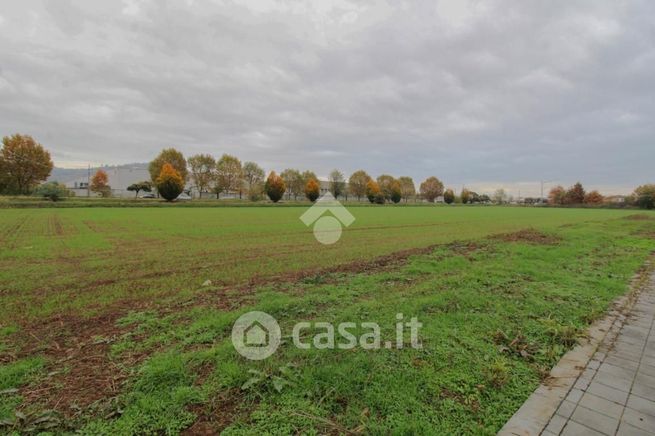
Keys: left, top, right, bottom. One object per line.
{"left": 65, "top": 166, "right": 150, "bottom": 198}
{"left": 605, "top": 195, "right": 627, "bottom": 204}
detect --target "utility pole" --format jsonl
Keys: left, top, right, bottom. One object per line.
{"left": 540, "top": 180, "right": 552, "bottom": 203}
{"left": 87, "top": 164, "right": 90, "bottom": 197}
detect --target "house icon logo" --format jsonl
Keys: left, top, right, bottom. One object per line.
{"left": 231, "top": 311, "right": 281, "bottom": 360}
{"left": 300, "top": 192, "right": 355, "bottom": 245}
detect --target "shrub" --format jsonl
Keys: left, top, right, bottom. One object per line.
{"left": 443, "top": 189, "right": 455, "bottom": 204}
{"left": 390, "top": 180, "right": 402, "bottom": 203}
{"left": 33, "top": 182, "right": 70, "bottom": 201}
{"left": 366, "top": 180, "right": 382, "bottom": 203}
{"left": 156, "top": 164, "right": 184, "bottom": 201}
{"left": 305, "top": 179, "right": 320, "bottom": 202}
{"left": 634, "top": 184, "right": 655, "bottom": 209}
{"left": 265, "top": 171, "right": 286, "bottom": 203}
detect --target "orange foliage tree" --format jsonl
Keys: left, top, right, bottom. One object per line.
{"left": 156, "top": 163, "right": 184, "bottom": 201}
{"left": 419, "top": 176, "right": 444, "bottom": 203}
{"left": 584, "top": 190, "right": 604, "bottom": 205}
{"left": 304, "top": 178, "right": 320, "bottom": 202}
{"left": 90, "top": 169, "right": 111, "bottom": 197}
{"left": 265, "top": 171, "right": 286, "bottom": 203}
{"left": 366, "top": 179, "right": 384, "bottom": 204}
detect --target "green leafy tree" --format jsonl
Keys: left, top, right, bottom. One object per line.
{"left": 328, "top": 169, "right": 345, "bottom": 198}
{"left": 265, "top": 171, "right": 286, "bottom": 203}
{"left": 461, "top": 188, "right": 471, "bottom": 204}
{"left": 188, "top": 154, "right": 215, "bottom": 196}
{"left": 0, "top": 134, "right": 53, "bottom": 195}
{"left": 419, "top": 177, "right": 444, "bottom": 203}
{"left": 348, "top": 170, "right": 371, "bottom": 201}
{"left": 127, "top": 181, "right": 153, "bottom": 198}
{"left": 398, "top": 176, "right": 415, "bottom": 203}
{"left": 149, "top": 148, "right": 187, "bottom": 184}
{"left": 156, "top": 163, "right": 184, "bottom": 201}
{"left": 33, "top": 182, "right": 70, "bottom": 202}
{"left": 243, "top": 161, "right": 265, "bottom": 201}
{"left": 634, "top": 184, "right": 655, "bottom": 209}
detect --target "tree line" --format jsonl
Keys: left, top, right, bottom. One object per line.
{"left": 1, "top": 134, "right": 654, "bottom": 209}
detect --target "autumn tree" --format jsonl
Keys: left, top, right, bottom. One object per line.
{"left": 366, "top": 179, "right": 384, "bottom": 204}
{"left": 565, "top": 182, "right": 585, "bottom": 204}
{"left": 305, "top": 178, "right": 320, "bottom": 202}
{"left": 149, "top": 148, "right": 187, "bottom": 184}
{"left": 328, "top": 169, "right": 345, "bottom": 198}
{"left": 265, "top": 171, "right": 286, "bottom": 203}
{"left": 90, "top": 169, "right": 111, "bottom": 197}
{"left": 584, "top": 190, "right": 604, "bottom": 205}
{"left": 281, "top": 169, "right": 304, "bottom": 200}
{"left": 127, "top": 181, "right": 152, "bottom": 198}
{"left": 461, "top": 188, "right": 471, "bottom": 204}
{"left": 419, "top": 176, "right": 444, "bottom": 203}
{"left": 548, "top": 186, "right": 566, "bottom": 205}
{"left": 443, "top": 189, "right": 455, "bottom": 204}
{"left": 390, "top": 179, "right": 402, "bottom": 204}
{"left": 188, "top": 154, "right": 215, "bottom": 196}
{"left": 375, "top": 175, "right": 395, "bottom": 201}
{"left": 301, "top": 170, "right": 317, "bottom": 186}
{"left": 215, "top": 154, "right": 242, "bottom": 198}
{"left": 243, "top": 161, "right": 265, "bottom": 200}
{"left": 398, "top": 176, "right": 415, "bottom": 203}
{"left": 634, "top": 184, "right": 655, "bottom": 209}
{"left": 347, "top": 170, "right": 371, "bottom": 201}
{"left": 0, "top": 134, "right": 53, "bottom": 195}
{"left": 156, "top": 163, "right": 184, "bottom": 201}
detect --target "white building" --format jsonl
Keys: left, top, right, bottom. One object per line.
{"left": 66, "top": 166, "right": 151, "bottom": 198}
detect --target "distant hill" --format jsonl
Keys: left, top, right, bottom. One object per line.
{"left": 48, "top": 163, "right": 149, "bottom": 184}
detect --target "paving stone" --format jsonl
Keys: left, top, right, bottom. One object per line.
{"left": 570, "top": 405, "right": 619, "bottom": 434}
{"left": 616, "top": 422, "right": 655, "bottom": 436}
{"left": 598, "top": 362, "right": 637, "bottom": 380}
{"left": 604, "top": 355, "right": 640, "bottom": 371}
{"left": 587, "top": 381, "right": 629, "bottom": 405}
{"left": 626, "top": 394, "right": 655, "bottom": 418}
{"left": 638, "top": 363, "right": 655, "bottom": 378}
{"left": 622, "top": 407, "right": 655, "bottom": 432}
{"left": 635, "top": 373, "right": 655, "bottom": 389}
{"left": 593, "top": 371, "right": 634, "bottom": 392}
{"left": 561, "top": 420, "right": 606, "bottom": 436}
{"left": 545, "top": 414, "right": 568, "bottom": 434}
{"left": 566, "top": 388, "right": 584, "bottom": 403}
{"left": 633, "top": 383, "right": 655, "bottom": 401}
{"left": 556, "top": 400, "right": 577, "bottom": 419}
{"left": 578, "top": 392, "right": 624, "bottom": 419}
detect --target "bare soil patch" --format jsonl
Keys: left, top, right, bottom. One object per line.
{"left": 624, "top": 214, "right": 654, "bottom": 221}
{"left": 492, "top": 229, "right": 561, "bottom": 245}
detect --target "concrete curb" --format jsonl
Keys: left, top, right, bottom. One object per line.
{"left": 498, "top": 259, "right": 653, "bottom": 436}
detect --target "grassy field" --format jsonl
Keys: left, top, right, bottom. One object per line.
{"left": 1, "top": 206, "right": 654, "bottom": 434}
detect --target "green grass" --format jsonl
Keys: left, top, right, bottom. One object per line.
{"left": 0, "top": 206, "right": 654, "bottom": 434}
{"left": 0, "top": 206, "right": 647, "bottom": 322}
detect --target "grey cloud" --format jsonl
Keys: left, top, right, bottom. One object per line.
{"left": 0, "top": 0, "right": 653, "bottom": 195}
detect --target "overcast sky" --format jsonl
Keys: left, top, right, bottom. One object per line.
{"left": 1, "top": 0, "right": 653, "bottom": 195}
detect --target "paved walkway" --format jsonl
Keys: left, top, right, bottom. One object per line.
{"left": 544, "top": 275, "right": 655, "bottom": 436}
{"left": 501, "top": 271, "right": 655, "bottom": 435}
